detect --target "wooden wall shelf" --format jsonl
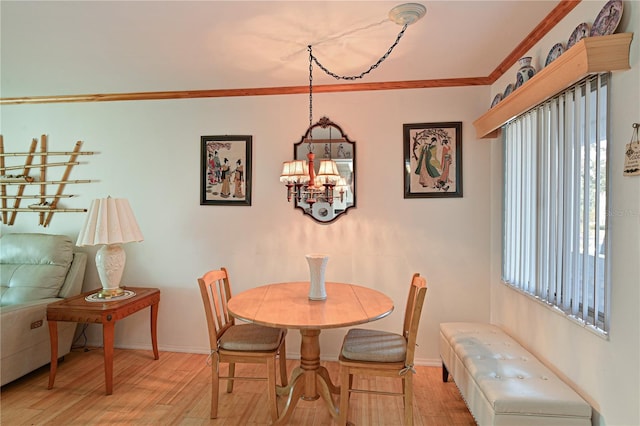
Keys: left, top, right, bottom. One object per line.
{"left": 473, "top": 32, "right": 633, "bottom": 140}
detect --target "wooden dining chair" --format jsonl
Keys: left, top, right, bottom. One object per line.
{"left": 338, "top": 273, "right": 427, "bottom": 426}
{"left": 197, "top": 267, "right": 288, "bottom": 421}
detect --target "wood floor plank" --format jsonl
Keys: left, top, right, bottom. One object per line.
{"left": 1, "top": 348, "right": 475, "bottom": 425}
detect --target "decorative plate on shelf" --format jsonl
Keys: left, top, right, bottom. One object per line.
{"left": 491, "top": 93, "right": 502, "bottom": 108}
{"left": 503, "top": 83, "right": 514, "bottom": 99}
{"left": 567, "top": 22, "right": 590, "bottom": 50}
{"left": 590, "top": 0, "right": 623, "bottom": 37}
{"left": 545, "top": 42, "right": 565, "bottom": 67}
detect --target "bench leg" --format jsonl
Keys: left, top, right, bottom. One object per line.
{"left": 442, "top": 360, "right": 449, "bottom": 382}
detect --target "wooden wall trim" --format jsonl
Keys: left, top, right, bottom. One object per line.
{"left": 0, "top": 0, "right": 579, "bottom": 106}
{"left": 0, "top": 77, "right": 491, "bottom": 105}
{"left": 487, "top": 0, "right": 581, "bottom": 83}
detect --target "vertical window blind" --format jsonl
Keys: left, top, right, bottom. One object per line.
{"left": 502, "top": 73, "right": 610, "bottom": 334}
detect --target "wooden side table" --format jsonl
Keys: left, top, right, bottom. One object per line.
{"left": 47, "top": 287, "right": 160, "bottom": 395}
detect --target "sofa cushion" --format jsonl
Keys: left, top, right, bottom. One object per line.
{"left": 0, "top": 233, "right": 73, "bottom": 306}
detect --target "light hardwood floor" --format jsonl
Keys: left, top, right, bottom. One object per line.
{"left": 1, "top": 348, "right": 475, "bottom": 425}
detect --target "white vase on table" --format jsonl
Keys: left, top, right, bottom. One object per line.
{"left": 305, "top": 254, "right": 328, "bottom": 300}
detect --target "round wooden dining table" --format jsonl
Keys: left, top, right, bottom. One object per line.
{"left": 227, "top": 281, "right": 394, "bottom": 424}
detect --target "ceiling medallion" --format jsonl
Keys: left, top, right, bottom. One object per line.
{"left": 389, "top": 3, "right": 427, "bottom": 26}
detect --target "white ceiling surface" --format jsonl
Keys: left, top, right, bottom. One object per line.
{"left": 1, "top": 1, "right": 561, "bottom": 98}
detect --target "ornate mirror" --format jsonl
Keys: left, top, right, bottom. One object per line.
{"left": 292, "top": 117, "right": 356, "bottom": 223}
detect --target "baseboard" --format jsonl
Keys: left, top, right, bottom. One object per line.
{"left": 84, "top": 338, "right": 445, "bottom": 368}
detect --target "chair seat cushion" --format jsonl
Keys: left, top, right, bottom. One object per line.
{"left": 219, "top": 323, "right": 284, "bottom": 351}
{"left": 341, "top": 328, "right": 406, "bottom": 362}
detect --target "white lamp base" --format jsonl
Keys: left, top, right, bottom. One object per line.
{"left": 96, "top": 244, "right": 126, "bottom": 298}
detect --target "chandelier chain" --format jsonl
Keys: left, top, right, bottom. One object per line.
{"left": 308, "top": 23, "right": 408, "bottom": 81}
{"left": 308, "top": 46, "right": 314, "bottom": 151}
{"left": 306, "top": 22, "right": 409, "bottom": 150}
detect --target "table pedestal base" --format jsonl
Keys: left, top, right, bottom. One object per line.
{"left": 274, "top": 329, "right": 340, "bottom": 424}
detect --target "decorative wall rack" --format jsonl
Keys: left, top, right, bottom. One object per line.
{"left": 0, "top": 135, "right": 95, "bottom": 227}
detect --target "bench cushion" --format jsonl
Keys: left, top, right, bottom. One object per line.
{"left": 440, "top": 322, "right": 591, "bottom": 420}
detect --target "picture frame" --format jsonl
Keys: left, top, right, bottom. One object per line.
{"left": 403, "top": 122, "right": 462, "bottom": 198}
{"left": 200, "top": 135, "right": 252, "bottom": 206}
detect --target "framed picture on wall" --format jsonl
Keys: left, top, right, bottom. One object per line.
{"left": 200, "top": 135, "right": 252, "bottom": 206}
{"left": 403, "top": 122, "right": 462, "bottom": 198}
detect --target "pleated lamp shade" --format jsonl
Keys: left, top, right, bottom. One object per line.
{"left": 77, "top": 197, "right": 144, "bottom": 246}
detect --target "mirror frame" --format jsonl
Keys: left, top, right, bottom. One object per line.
{"left": 293, "top": 117, "right": 356, "bottom": 223}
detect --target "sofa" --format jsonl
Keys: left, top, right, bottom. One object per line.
{"left": 0, "top": 233, "right": 87, "bottom": 386}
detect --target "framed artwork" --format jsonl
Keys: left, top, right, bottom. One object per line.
{"left": 403, "top": 122, "right": 462, "bottom": 198}
{"left": 200, "top": 135, "right": 252, "bottom": 206}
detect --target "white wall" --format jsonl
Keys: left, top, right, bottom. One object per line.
{"left": 0, "top": 85, "right": 492, "bottom": 365}
{"left": 489, "top": 2, "right": 640, "bottom": 425}
{"left": 4, "top": 2, "right": 636, "bottom": 424}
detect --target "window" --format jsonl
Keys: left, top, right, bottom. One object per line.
{"left": 502, "top": 73, "right": 610, "bottom": 334}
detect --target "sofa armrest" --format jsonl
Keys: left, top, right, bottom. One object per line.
{"left": 0, "top": 297, "right": 59, "bottom": 315}
{"left": 0, "top": 297, "right": 60, "bottom": 354}
{"left": 0, "top": 297, "right": 77, "bottom": 386}
{"left": 58, "top": 252, "right": 87, "bottom": 299}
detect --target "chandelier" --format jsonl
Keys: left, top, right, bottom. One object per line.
{"left": 281, "top": 117, "right": 348, "bottom": 208}
{"left": 280, "top": 3, "right": 426, "bottom": 209}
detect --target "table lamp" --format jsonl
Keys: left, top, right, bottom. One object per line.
{"left": 76, "top": 197, "right": 144, "bottom": 298}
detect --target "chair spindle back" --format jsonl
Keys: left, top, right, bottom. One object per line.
{"left": 403, "top": 274, "right": 427, "bottom": 366}
{"left": 197, "top": 267, "right": 235, "bottom": 347}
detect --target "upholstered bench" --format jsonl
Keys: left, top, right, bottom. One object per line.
{"left": 439, "top": 322, "right": 591, "bottom": 426}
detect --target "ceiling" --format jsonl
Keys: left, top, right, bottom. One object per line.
{"left": 1, "top": 1, "right": 562, "bottom": 99}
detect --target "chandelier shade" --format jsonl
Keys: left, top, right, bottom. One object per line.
{"left": 317, "top": 160, "right": 340, "bottom": 183}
